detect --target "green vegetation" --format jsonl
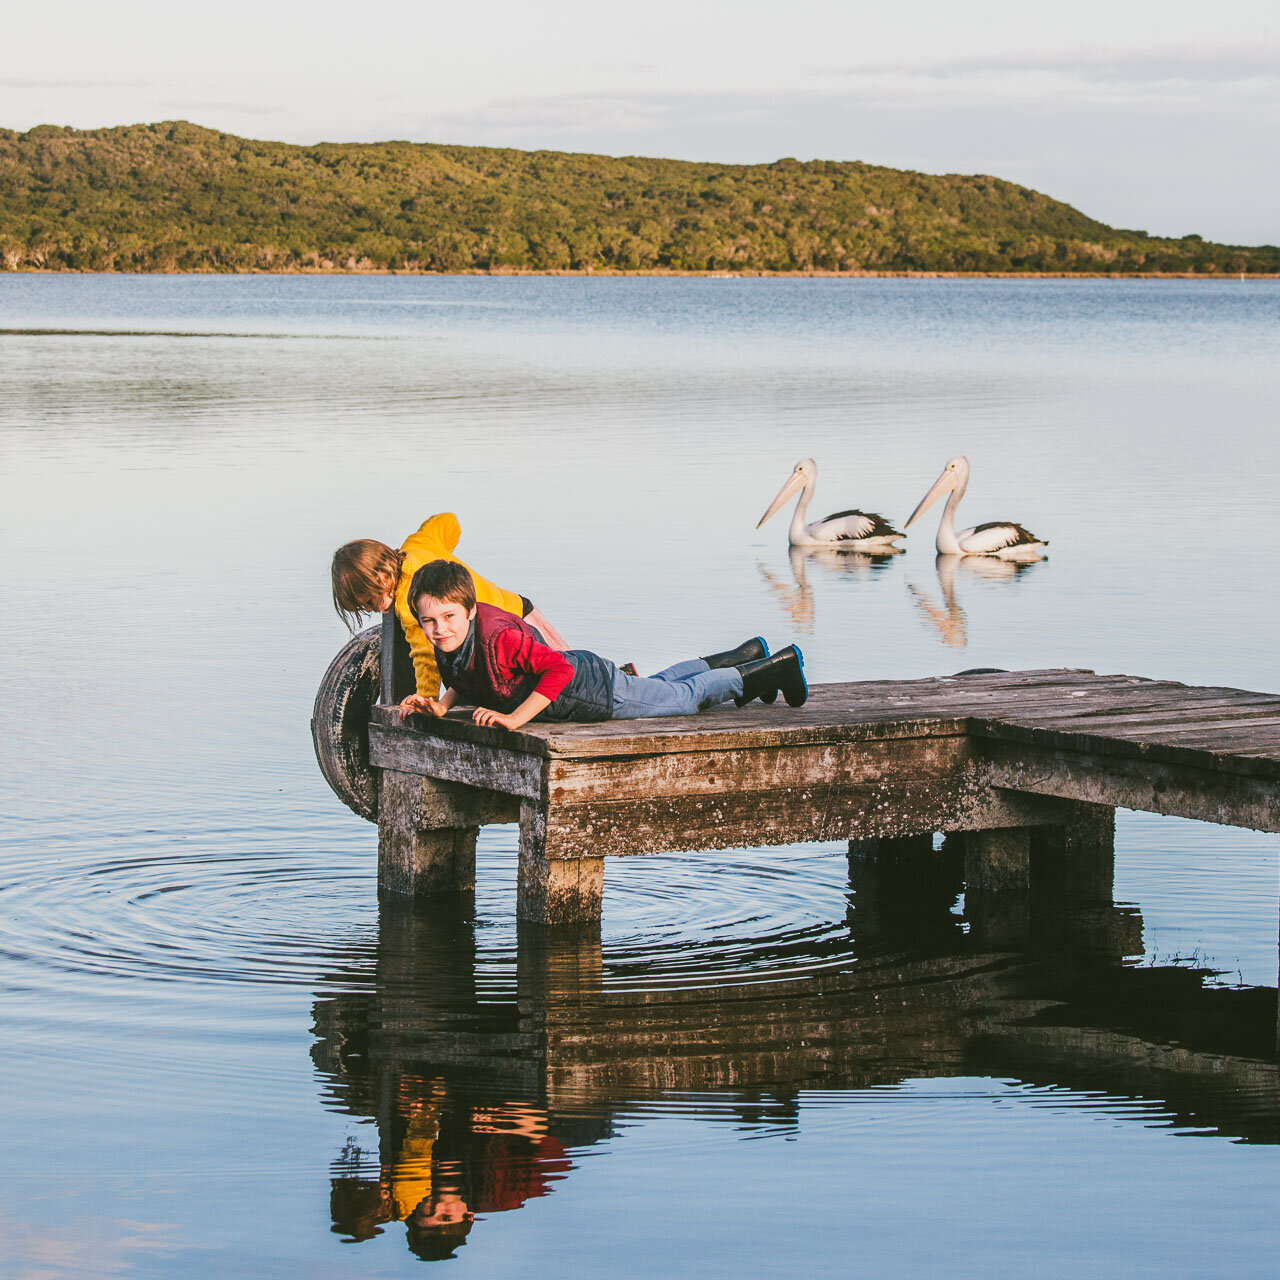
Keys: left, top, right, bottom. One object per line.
{"left": 1, "top": 120, "right": 1275, "bottom": 275}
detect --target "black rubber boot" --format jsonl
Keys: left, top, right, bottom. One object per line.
{"left": 705, "top": 636, "right": 775, "bottom": 702}
{"left": 735, "top": 645, "right": 807, "bottom": 708}
{"left": 701, "top": 636, "right": 769, "bottom": 669}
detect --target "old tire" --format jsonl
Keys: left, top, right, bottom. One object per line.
{"left": 312, "top": 625, "right": 381, "bottom": 822}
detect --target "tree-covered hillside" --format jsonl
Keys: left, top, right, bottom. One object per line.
{"left": 1, "top": 121, "right": 1274, "bottom": 274}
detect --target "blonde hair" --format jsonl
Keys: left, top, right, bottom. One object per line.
{"left": 331, "top": 539, "right": 406, "bottom": 632}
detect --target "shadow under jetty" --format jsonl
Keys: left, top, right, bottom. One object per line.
{"left": 311, "top": 843, "right": 1280, "bottom": 1259}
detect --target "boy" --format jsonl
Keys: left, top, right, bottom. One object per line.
{"left": 390, "top": 560, "right": 806, "bottom": 731}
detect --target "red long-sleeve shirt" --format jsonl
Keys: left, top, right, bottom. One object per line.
{"left": 483, "top": 626, "right": 575, "bottom": 703}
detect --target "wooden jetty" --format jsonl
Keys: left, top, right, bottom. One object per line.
{"left": 343, "top": 639, "right": 1280, "bottom": 925}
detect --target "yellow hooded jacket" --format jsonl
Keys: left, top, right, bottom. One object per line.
{"left": 397, "top": 514, "right": 526, "bottom": 697}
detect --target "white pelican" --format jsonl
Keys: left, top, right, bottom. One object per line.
{"left": 905, "top": 456, "right": 1047, "bottom": 560}
{"left": 757, "top": 458, "right": 905, "bottom": 550}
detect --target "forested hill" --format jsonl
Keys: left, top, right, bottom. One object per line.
{"left": 1, "top": 121, "right": 1275, "bottom": 275}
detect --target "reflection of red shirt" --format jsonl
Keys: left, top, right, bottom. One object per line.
{"left": 473, "top": 1135, "right": 571, "bottom": 1214}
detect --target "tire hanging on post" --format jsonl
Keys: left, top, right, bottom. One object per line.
{"left": 311, "top": 625, "right": 381, "bottom": 822}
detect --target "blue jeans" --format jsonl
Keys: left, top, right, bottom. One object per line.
{"left": 610, "top": 658, "right": 743, "bottom": 719}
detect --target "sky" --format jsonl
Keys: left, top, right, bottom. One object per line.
{"left": 2, "top": 0, "right": 1277, "bottom": 244}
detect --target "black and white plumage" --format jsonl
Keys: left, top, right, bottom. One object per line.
{"left": 756, "top": 458, "right": 905, "bottom": 550}
{"left": 905, "top": 456, "right": 1047, "bottom": 560}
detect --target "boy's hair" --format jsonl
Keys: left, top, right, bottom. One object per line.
{"left": 408, "top": 559, "right": 477, "bottom": 617}
{"left": 331, "top": 539, "right": 406, "bottom": 632}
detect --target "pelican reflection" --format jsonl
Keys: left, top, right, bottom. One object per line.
{"left": 758, "top": 545, "right": 903, "bottom": 635}
{"left": 908, "top": 552, "right": 1044, "bottom": 649}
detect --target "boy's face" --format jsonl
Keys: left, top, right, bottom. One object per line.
{"left": 416, "top": 595, "right": 476, "bottom": 653}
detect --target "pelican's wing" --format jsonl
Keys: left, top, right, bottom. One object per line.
{"left": 957, "top": 521, "right": 1046, "bottom": 553}
{"left": 812, "top": 509, "right": 904, "bottom": 542}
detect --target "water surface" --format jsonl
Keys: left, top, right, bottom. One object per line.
{"left": 1, "top": 275, "right": 1278, "bottom": 1276}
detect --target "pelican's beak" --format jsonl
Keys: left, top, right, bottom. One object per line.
{"left": 904, "top": 469, "right": 955, "bottom": 529}
{"left": 757, "top": 470, "right": 806, "bottom": 529}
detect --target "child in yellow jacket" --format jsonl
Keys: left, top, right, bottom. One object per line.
{"left": 331, "top": 513, "right": 566, "bottom": 698}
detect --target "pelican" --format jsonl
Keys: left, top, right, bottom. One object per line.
{"left": 905, "top": 456, "right": 1047, "bottom": 560}
{"left": 757, "top": 458, "right": 904, "bottom": 550}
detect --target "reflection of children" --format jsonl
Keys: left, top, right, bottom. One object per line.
{"left": 404, "top": 1102, "right": 571, "bottom": 1260}
{"left": 331, "top": 513, "right": 566, "bottom": 697}
{"left": 392, "top": 560, "right": 808, "bottom": 731}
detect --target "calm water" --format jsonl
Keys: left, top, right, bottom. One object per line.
{"left": 1, "top": 275, "right": 1278, "bottom": 1277}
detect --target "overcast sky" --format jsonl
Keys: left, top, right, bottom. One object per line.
{"left": 3, "top": 0, "right": 1277, "bottom": 243}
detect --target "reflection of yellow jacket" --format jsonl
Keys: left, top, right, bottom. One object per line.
{"left": 397, "top": 514, "right": 525, "bottom": 697}
{"left": 386, "top": 1103, "right": 441, "bottom": 1220}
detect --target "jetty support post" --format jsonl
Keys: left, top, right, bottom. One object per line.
{"left": 517, "top": 800, "right": 604, "bottom": 927}
{"left": 962, "top": 801, "right": 1118, "bottom": 947}
{"left": 377, "top": 769, "right": 518, "bottom": 898}
{"left": 847, "top": 834, "right": 963, "bottom": 941}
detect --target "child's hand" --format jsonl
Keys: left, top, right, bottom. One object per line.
{"left": 472, "top": 706, "right": 517, "bottom": 731}
{"left": 395, "top": 694, "right": 446, "bottom": 719}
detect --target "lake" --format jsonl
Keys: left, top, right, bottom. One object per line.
{"left": 1, "top": 274, "right": 1278, "bottom": 1277}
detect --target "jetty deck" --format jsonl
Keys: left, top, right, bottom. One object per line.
{"left": 368, "top": 667, "right": 1280, "bottom": 925}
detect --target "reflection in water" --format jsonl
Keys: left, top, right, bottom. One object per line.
{"left": 314, "top": 904, "right": 609, "bottom": 1260}
{"left": 312, "top": 845, "right": 1278, "bottom": 1261}
{"left": 908, "top": 553, "right": 1044, "bottom": 648}
{"left": 757, "top": 545, "right": 903, "bottom": 635}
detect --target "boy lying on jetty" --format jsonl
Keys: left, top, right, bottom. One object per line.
{"left": 389, "top": 560, "right": 807, "bottom": 731}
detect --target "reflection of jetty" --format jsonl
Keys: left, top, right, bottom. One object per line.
{"left": 311, "top": 866, "right": 1279, "bottom": 1259}
{"left": 364, "top": 637, "right": 1280, "bottom": 932}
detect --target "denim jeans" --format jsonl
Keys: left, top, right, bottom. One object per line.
{"left": 609, "top": 658, "right": 743, "bottom": 719}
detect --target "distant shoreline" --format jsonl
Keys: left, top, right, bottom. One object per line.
{"left": 4, "top": 267, "right": 1276, "bottom": 280}
{"left": 7, "top": 123, "right": 1274, "bottom": 278}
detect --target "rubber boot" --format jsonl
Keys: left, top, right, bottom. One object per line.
{"left": 701, "top": 636, "right": 769, "bottom": 669}
{"left": 703, "top": 636, "right": 775, "bottom": 703}
{"left": 735, "top": 645, "right": 807, "bottom": 708}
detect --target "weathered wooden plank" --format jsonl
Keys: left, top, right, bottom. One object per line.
{"left": 543, "top": 714, "right": 972, "bottom": 759}
{"left": 370, "top": 720, "right": 546, "bottom": 798}
{"left": 400, "top": 773, "right": 521, "bottom": 829}
{"left": 973, "top": 715, "right": 1280, "bottom": 784}
{"left": 546, "top": 733, "right": 973, "bottom": 803}
{"left": 530, "top": 784, "right": 1099, "bottom": 860}
{"left": 998, "top": 692, "right": 1280, "bottom": 720}
{"left": 978, "top": 737, "right": 1280, "bottom": 832}
{"left": 1019, "top": 721, "right": 1280, "bottom": 754}
{"left": 1135, "top": 717, "right": 1280, "bottom": 741}
{"left": 1006, "top": 704, "right": 1280, "bottom": 733}
{"left": 373, "top": 705, "right": 553, "bottom": 758}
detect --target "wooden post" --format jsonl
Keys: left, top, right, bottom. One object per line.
{"left": 1031, "top": 802, "right": 1117, "bottom": 901}
{"left": 848, "top": 834, "right": 935, "bottom": 864}
{"left": 966, "top": 827, "right": 1031, "bottom": 893}
{"left": 379, "top": 608, "right": 415, "bottom": 706}
{"left": 377, "top": 769, "right": 478, "bottom": 897}
{"left": 517, "top": 800, "right": 604, "bottom": 925}
{"left": 1028, "top": 804, "right": 1137, "bottom": 958}
{"left": 965, "top": 827, "right": 1031, "bottom": 945}
{"left": 847, "top": 832, "right": 963, "bottom": 946}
